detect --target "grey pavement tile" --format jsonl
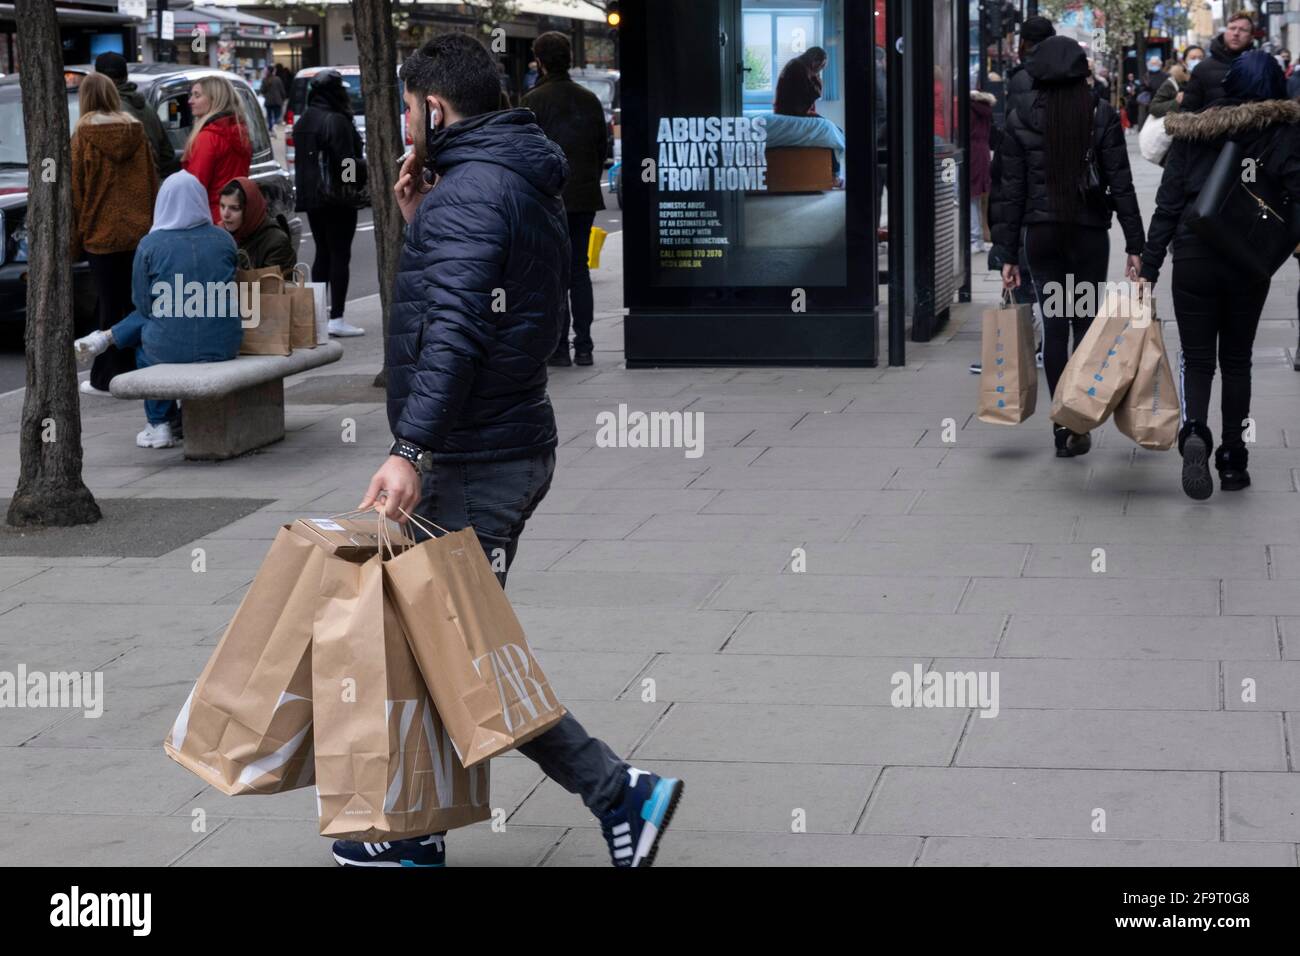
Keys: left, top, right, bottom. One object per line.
{"left": 0, "top": 747, "right": 205, "bottom": 814}
{"left": 626, "top": 653, "right": 923, "bottom": 706}
{"left": 549, "top": 539, "right": 788, "bottom": 575}
{"left": 111, "top": 537, "right": 278, "bottom": 571}
{"left": 512, "top": 760, "right": 879, "bottom": 832}
{"left": 961, "top": 577, "right": 1217, "bottom": 616}
{"left": 700, "top": 488, "right": 915, "bottom": 516}
{"left": 1281, "top": 619, "right": 1300, "bottom": 660}
{"left": 956, "top": 710, "right": 1286, "bottom": 771}
{"left": 0, "top": 812, "right": 213, "bottom": 866}
{"left": 779, "top": 541, "right": 1030, "bottom": 577}
{"left": 0, "top": 566, "right": 48, "bottom": 591}
{"left": 917, "top": 836, "right": 1296, "bottom": 867}
{"left": 1222, "top": 662, "right": 1300, "bottom": 711}
{"left": 1024, "top": 543, "right": 1268, "bottom": 580}
{"left": 513, "top": 513, "right": 648, "bottom": 540}
{"left": 3, "top": 567, "right": 254, "bottom": 606}
{"left": 930, "top": 658, "right": 1218, "bottom": 711}
{"left": 627, "top": 512, "right": 859, "bottom": 543}
{"left": 564, "top": 445, "right": 764, "bottom": 469}
{"left": 1222, "top": 772, "right": 1300, "bottom": 842}
{"left": 909, "top": 489, "right": 1125, "bottom": 516}
{"left": 711, "top": 573, "right": 969, "bottom": 614}
{"left": 532, "top": 488, "right": 718, "bottom": 514}
{"left": 1076, "top": 514, "right": 1300, "bottom": 545}
{"left": 0, "top": 602, "right": 234, "bottom": 646}
{"left": 23, "top": 645, "right": 209, "bottom": 750}
{"left": 1224, "top": 580, "right": 1300, "bottom": 616}
{"left": 1269, "top": 546, "right": 1300, "bottom": 579}
{"left": 535, "top": 649, "right": 652, "bottom": 701}
{"left": 506, "top": 569, "right": 724, "bottom": 609}
{"left": 516, "top": 605, "right": 743, "bottom": 654}
{"left": 860, "top": 767, "right": 1218, "bottom": 840}
{"left": 845, "top": 513, "right": 1078, "bottom": 544}
{"left": 725, "top": 611, "right": 1005, "bottom": 657}
{"left": 543, "top": 829, "right": 922, "bottom": 867}
{"left": 689, "top": 464, "right": 901, "bottom": 490}
{"left": 1000, "top": 613, "right": 1279, "bottom": 660}
{"left": 748, "top": 446, "right": 949, "bottom": 470}
{"left": 1124, "top": 489, "right": 1298, "bottom": 516}
{"left": 741, "top": 421, "right": 930, "bottom": 448}
{"left": 634, "top": 702, "right": 965, "bottom": 765}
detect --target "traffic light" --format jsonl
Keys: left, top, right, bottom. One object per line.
{"left": 606, "top": 1, "right": 620, "bottom": 29}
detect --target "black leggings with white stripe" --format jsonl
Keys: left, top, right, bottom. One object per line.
{"left": 1023, "top": 223, "right": 1111, "bottom": 399}
{"left": 1171, "top": 258, "right": 1269, "bottom": 449}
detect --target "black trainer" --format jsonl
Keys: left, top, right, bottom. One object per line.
{"left": 575, "top": 351, "right": 594, "bottom": 366}
{"left": 547, "top": 352, "right": 572, "bottom": 368}
{"left": 1054, "top": 425, "right": 1089, "bottom": 458}
{"left": 1180, "top": 423, "right": 1214, "bottom": 501}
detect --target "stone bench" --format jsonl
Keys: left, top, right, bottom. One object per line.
{"left": 109, "top": 342, "right": 344, "bottom": 460}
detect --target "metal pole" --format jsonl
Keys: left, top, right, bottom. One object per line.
{"left": 959, "top": 0, "right": 972, "bottom": 304}
{"left": 886, "top": 0, "right": 906, "bottom": 366}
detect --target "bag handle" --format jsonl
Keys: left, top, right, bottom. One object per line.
{"left": 257, "top": 274, "right": 286, "bottom": 295}
{"left": 291, "top": 263, "right": 310, "bottom": 287}
{"left": 396, "top": 505, "right": 450, "bottom": 538}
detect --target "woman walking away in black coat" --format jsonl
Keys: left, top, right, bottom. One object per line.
{"left": 293, "top": 69, "right": 365, "bottom": 337}
{"left": 1140, "top": 51, "right": 1300, "bottom": 500}
{"left": 991, "top": 35, "right": 1145, "bottom": 458}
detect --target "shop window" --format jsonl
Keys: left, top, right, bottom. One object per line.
{"left": 742, "top": 5, "right": 829, "bottom": 112}
{"left": 236, "top": 86, "right": 273, "bottom": 157}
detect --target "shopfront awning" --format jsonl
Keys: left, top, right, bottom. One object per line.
{"left": 204, "top": 0, "right": 609, "bottom": 25}
{"left": 0, "top": 4, "right": 136, "bottom": 25}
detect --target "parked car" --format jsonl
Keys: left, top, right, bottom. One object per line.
{"left": 0, "top": 64, "right": 300, "bottom": 333}
{"left": 569, "top": 67, "right": 620, "bottom": 166}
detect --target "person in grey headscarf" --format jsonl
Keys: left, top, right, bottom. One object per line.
{"left": 73, "top": 171, "right": 241, "bottom": 449}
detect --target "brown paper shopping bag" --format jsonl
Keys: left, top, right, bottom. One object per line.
{"left": 313, "top": 550, "right": 490, "bottom": 840}
{"left": 164, "top": 528, "right": 325, "bottom": 794}
{"left": 384, "top": 517, "right": 565, "bottom": 768}
{"left": 1114, "top": 317, "right": 1180, "bottom": 450}
{"left": 287, "top": 264, "right": 318, "bottom": 350}
{"left": 1050, "top": 284, "right": 1152, "bottom": 434}
{"left": 238, "top": 272, "right": 293, "bottom": 356}
{"left": 978, "top": 293, "right": 1038, "bottom": 424}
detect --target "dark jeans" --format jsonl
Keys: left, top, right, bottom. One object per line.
{"left": 1023, "top": 222, "right": 1110, "bottom": 399}
{"left": 266, "top": 103, "right": 282, "bottom": 128}
{"left": 306, "top": 206, "right": 357, "bottom": 318}
{"left": 410, "top": 449, "right": 628, "bottom": 816}
{"left": 86, "top": 250, "right": 137, "bottom": 391}
{"left": 1172, "top": 258, "right": 1269, "bottom": 448}
{"left": 555, "top": 211, "right": 595, "bottom": 357}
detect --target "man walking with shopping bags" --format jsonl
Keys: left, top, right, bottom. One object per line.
{"left": 345, "top": 33, "right": 683, "bottom": 868}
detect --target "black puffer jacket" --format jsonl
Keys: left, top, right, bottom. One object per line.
{"left": 990, "top": 44, "right": 1145, "bottom": 264}
{"left": 1180, "top": 34, "right": 1246, "bottom": 113}
{"left": 1141, "top": 98, "right": 1300, "bottom": 281}
{"left": 292, "top": 85, "right": 361, "bottom": 213}
{"left": 1004, "top": 61, "right": 1037, "bottom": 129}
{"left": 387, "top": 109, "right": 568, "bottom": 460}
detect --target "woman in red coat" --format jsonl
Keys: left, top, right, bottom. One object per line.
{"left": 182, "top": 75, "right": 252, "bottom": 223}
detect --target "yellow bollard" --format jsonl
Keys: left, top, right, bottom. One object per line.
{"left": 587, "top": 226, "right": 608, "bottom": 270}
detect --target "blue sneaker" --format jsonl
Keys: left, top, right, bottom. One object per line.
{"left": 599, "top": 768, "right": 684, "bottom": 867}
{"left": 331, "top": 833, "right": 445, "bottom": 868}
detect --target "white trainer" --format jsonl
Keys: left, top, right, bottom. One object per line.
{"left": 136, "top": 422, "right": 175, "bottom": 449}
{"left": 79, "top": 380, "right": 111, "bottom": 397}
{"left": 73, "top": 330, "right": 112, "bottom": 360}
{"left": 328, "top": 319, "right": 365, "bottom": 337}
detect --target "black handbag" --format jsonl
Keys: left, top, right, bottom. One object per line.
{"left": 1185, "top": 134, "right": 1300, "bottom": 281}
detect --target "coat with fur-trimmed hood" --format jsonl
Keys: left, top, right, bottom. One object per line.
{"left": 1140, "top": 98, "right": 1300, "bottom": 281}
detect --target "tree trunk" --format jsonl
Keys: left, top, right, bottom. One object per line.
{"left": 6, "top": 0, "right": 100, "bottom": 527}
{"left": 351, "top": 0, "right": 402, "bottom": 390}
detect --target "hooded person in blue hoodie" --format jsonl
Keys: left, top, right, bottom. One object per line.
{"left": 75, "top": 170, "right": 240, "bottom": 449}
{"left": 341, "top": 32, "right": 684, "bottom": 870}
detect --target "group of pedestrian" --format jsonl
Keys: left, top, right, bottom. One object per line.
{"left": 72, "top": 56, "right": 354, "bottom": 447}
{"left": 981, "top": 9, "right": 1300, "bottom": 502}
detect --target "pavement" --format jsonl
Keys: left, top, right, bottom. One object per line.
{"left": 1, "top": 141, "right": 1300, "bottom": 867}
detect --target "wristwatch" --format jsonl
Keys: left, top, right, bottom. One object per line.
{"left": 389, "top": 438, "right": 433, "bottom": 473}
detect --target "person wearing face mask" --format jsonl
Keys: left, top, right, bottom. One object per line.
{"left": 1148, "top": 59, "right": 1191, "bottom": 121}
{"left": 1180, "top": 11, "right": 1255, "bottom": 111}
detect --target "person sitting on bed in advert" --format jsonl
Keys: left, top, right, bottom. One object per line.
{"left": 774, "top": 47, "right": 842, "bottom": 187}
